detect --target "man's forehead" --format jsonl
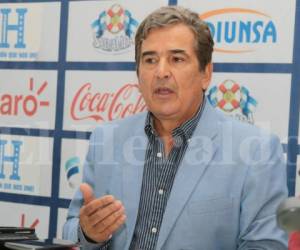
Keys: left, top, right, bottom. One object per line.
{"left": 140, "top": 24, "right": 196, "bottom": 51}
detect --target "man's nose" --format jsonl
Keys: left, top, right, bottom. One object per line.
{"left": 155, "top": 59, "right": 171, "bottom": 79}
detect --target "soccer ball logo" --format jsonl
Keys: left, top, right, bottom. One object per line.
{"left": 105, "top": 4, "right": 125, "bottom": 34}
{"left": 207, "top": 79, "right": 258, "bottom": 124}
{"left": 91, "top": 4, "right": 139, "bottom": 52}
{"left": 216, "top": 79, "right": 241, "bottom": 112}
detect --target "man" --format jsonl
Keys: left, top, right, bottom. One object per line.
{"left": 63, "top": 6, "right": 288, "bottom": 250}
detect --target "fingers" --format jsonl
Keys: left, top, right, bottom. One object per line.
{"left": 80, "top": 183, "right": 95, "bottom": 205}
{"left": 88, "top": 200, "right": 124, "bottom": 227}
{"left": 79, "top": 189, "right": 127, "bottom": 243}
{"left": 82, "top": 195, "right": 115, "bottom": 216}
{"left": 96, "top": 214, "right": 127, "bottom": 241}
{"left": 96, "top": 208, "right": 126, "bottom": 233}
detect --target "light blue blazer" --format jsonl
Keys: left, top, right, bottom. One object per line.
{"left": 63, "top": 101, "right": 288, "bottom": 250}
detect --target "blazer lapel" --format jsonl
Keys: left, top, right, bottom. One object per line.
{"left": 121, "top": 115, "right": 148, "bottom": 249}
{"left": 156, "top": 102, "right": 219, "bottom": 250}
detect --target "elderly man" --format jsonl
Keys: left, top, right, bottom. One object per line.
{"left": 63, "top": 6, "right": 288, "bottom": 250}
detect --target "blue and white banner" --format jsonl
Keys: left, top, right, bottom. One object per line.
{"left": 0, "top": 134, "right": 53, "bottom": 196}
{"left": 0, "top": 2, "right": 60, "bottom": 61}
{"left": 178, "top": 0, "right": 296, "bottom": 63}
{"left": 0, "top": 70, "right": 58, "bottom": 129}
{"left": 207, "top": 73, "right": 291, "bottom": 143}
{"left": 67, "top": 0, "right": 168, "bottom": 62}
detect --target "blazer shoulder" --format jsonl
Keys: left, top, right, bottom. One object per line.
{"left": 91, "top": 111, "right": 147, "bottom": 139}
{"left": 212, "top": 106, "right": 280, "bottom": 143}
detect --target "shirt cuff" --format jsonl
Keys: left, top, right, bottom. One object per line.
{"left": 78, "top": 224, "right": 111, "bottom": 250}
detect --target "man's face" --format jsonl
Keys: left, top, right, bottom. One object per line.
{"left": 138, "top": 23, "right": 212, "bottom": 125}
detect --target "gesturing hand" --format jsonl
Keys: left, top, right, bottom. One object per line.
{"left": 79, "top": 183, "right": 126, "bottom": 243}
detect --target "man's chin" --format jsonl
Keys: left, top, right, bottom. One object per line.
{"left": 152, "top": 110, "right": 179, "bottom": 120}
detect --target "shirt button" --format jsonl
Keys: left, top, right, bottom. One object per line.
{"left": 187, "top": 138, "right": 191, "bottom": 143}
{"left": 158, "top": 189, "right": 164, "bottom": 195}
{"left": 157, "top": 152, "right": 162, "bottom": 158}
{"left": 151, "top": 227, "right": 157, "bottom": 233}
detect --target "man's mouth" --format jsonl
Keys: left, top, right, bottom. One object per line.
{"left": 154, "top": 87, "right": 174, "bottom": 96}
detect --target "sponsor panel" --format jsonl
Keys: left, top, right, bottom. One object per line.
{"left": 63, "top": 71, "right": 147, "bottom": 131}
{"left": 295, "top": 155, "right": 300, "bottom": 196}
{"left": 59, "top": 138, "right": 89, "bottom": 199}
{"left": 57, "top": 208, "right": 68, "bottom": 239}
{"left": 178, "top": 0, "right": 296, "bottom": 63}
{"left": 207, "top": 73, "right": 291, "bottom": 143}
{"left": 0, "top": 2, "right": 60, "bottom": 61}
{"left": 0, "top": 202, "right": 49, "bottom": 238}
{"left": 0, "top": 70, "right": 57, "bottom": 129}
{"left": 67, "top": 0, "right": 168, "bottom": 62}
{"left": 0, "top": 134, "right": 53, "bottom": 196}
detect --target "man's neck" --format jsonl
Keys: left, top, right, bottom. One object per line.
{"left": 153, "top": 100, "right": 203, "bottom": 138}
{"left": 152, "top": 99, "right": 203, "bottom": 156}
{"left": 153, "top": 118, "right": 178, "bottom": 137}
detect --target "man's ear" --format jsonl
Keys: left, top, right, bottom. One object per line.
{"left": 202, "top": 63, "right": 213, "bottom": 91}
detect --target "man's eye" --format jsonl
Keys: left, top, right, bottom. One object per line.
{"left": 144, "top": 58, "right": 157, "bottom": 64}
{"left": 173, "top": 57, "right": 184, "bottom": 63}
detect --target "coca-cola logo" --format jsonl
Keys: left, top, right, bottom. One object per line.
{"left": 70, "top": 83, "right": 147, "bottom": 122}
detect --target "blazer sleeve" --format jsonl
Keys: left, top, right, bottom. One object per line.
{"left": 237, "top": 133, "right": 288, "bottom": 249}
{"left": 62, "top": 129, "right": 98, "bottom": 243}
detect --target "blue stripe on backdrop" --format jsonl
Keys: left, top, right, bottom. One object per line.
{"left": 0, "top": 62, "right": 58, "bottom": 70}
{"left": 0, "top": 61, "right": 136, "bottom": 70}
{"left": 56, "top": 131, "right": 91, "bottom": 140}
{"left": 0, "top": 61, "right": 293, "bottom": 73}
{"left": 169, "top": 0, "right": 178, "bottom": 5}
{"left": 0, "top": 127, "right": 53, "bottom": 137}
{"left": 0, "top": 192, "right": 70, "bottom": 208}
{"left": 213, "top": 63, "right": 292, "bottom": 73}
{"left": 0, "top": 127, "right": 91, "bottom": 141}
{"left": 0, "top": 0, "right": 60, "bottom": 2}
{"left": 64, "top": 62, "right": 136, "bottom": 71}
{"left": 287, "top": 0, "right": 300, "bottom": 196}
{"left": 47, "top": 0, "right": 69, "bottom": 239}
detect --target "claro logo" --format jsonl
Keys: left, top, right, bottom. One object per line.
{"left": 0, "top": 78, "right": 50, "bottom": 117}
{"left": 200, "top": 8, "right": 277, "bottom": 53}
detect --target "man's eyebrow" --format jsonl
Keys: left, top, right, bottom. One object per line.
{"left": 141, "top": 51, "right": 157, "bottom": 57}
{"left": 141, "top": 49, "right": 187, "bottom": 57}
{"left": 169, "top": 49, "right": 186, "bottom": 54}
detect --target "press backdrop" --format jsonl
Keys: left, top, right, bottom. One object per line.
{"left": 0, "top": 0, "right": 299, "bottom": 239}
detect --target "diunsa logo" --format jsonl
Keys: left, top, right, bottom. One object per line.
{"left": 200, "top": 8, "right": 277, "bottom": 53}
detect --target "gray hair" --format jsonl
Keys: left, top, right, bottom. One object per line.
{"left": 135, "top": 6, "right": 214, "bottom": 74}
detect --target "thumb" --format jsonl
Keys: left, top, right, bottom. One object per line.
{"left": 80, "top": 183, "right": 95, "bottom": 205}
